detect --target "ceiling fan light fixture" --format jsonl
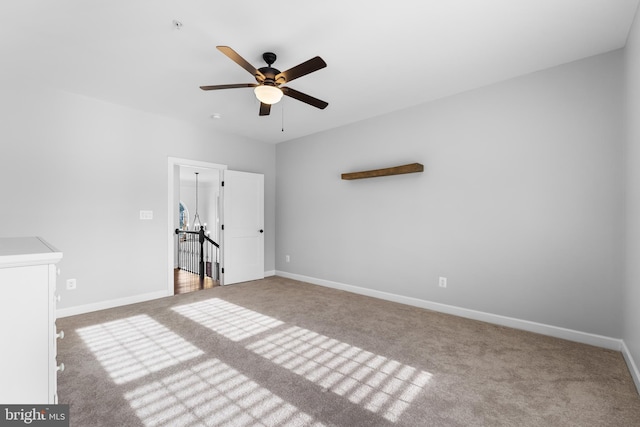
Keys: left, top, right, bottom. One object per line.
{"left": 254, "top": 85, "right": 283, "bottom": 105}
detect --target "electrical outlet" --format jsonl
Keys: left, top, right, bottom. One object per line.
{"left": 66, "top": 278, "right": 77, "bottom": 290}
{"left": 285, "top": 255, "right": 291, "bottom": 263}
{"left": 438, "top": 277, "right": 447, "bottom": 288}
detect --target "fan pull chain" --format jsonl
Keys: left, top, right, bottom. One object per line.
{"left": 281, "top": 103, "right": 285, "bottom": 132}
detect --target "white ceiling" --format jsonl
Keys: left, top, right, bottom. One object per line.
{"left": 1, "top": 1, "right": 638, "bottom": 144}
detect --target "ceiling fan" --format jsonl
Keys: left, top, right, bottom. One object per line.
{"left": 200, "top": 46, "right": 328, "bottom": 116}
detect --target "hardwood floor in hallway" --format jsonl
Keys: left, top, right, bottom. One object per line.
{"left": 173, "top": 268, "right": 219, "bottom": 295}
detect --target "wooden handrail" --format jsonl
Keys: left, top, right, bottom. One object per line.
{"left": 175, "top": 228, "right": 219, "bottom": 248}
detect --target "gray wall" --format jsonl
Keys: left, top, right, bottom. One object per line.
{"left": 625, "top": 7, "right": 640, "bottom": 378}
{"left": 276, "top": 50, "right": 625, "bottom": 338}
{"left": 0, "top": 85, "right": 276, "bottom": 310}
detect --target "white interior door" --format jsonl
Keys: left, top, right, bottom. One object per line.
{"left": 222, "top": 170, "right": 264, "bottom": 285}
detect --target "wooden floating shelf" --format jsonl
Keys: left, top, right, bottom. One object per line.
{"left": 341, "top": 163, "right": 424, "bottom": 180}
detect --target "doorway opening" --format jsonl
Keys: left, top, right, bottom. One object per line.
{"left": 168, "top": 158, "right": 227, "bottom": 296}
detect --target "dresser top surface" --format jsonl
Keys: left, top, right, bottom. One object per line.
{"left": 0, "top": 237, "right": 62, "bottom": 267}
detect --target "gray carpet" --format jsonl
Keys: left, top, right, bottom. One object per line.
{"left": 57, "top": 276, "right": 640, "bottom": 426}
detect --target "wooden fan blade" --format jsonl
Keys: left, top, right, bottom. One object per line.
{"left": 259, "top": 103, "right": 271, "bottom": 116}
{"left": 276, "top": 56, "right": 326, "bottom": 83}
{"left": 281, "top": 87, "right": 328, "bottom": 109}
{"left": 217, "top": 46, "right": 265, "bottom": 79}
{"left": 200, "top": 83, "right": 257, "bottom": 91}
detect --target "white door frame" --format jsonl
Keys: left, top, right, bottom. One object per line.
{"left": 167, "top": 157, "right": 227, "bottom": 296}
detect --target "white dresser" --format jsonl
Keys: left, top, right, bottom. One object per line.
{"left": 0, "top": 237, "right": 63, "bottom": 404}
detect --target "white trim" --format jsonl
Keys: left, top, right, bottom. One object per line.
{"left": 264, "top": 270, "right": 276, "bottom": 277}
{"left": 167, "top": 157, "right": 228, "bottom": 171}
{"left": 621, "top": 341, "right": 640, "bottom": 394}
{"left": 168, "top": 157, "right": 227, "bottom": 295}
{"left": 56, "top": 290, "right": 170, "bottom": 318}
{"left": 276, "top": 270, "right": 623, "bottom": 351}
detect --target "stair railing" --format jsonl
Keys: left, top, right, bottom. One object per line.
{"left": 175, "top": 226, "right": 220, "bottom": 286}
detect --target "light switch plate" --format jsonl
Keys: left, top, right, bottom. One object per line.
{"left": 140, "top": 210, "right": 153, "bottom": 220}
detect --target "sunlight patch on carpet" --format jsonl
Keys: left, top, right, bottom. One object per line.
{"left": 246, "top": 326, "right": 432, "bottom": 422}
{"left": 77, "top": 315, "right": 203, "bottom": 385}
{"left": 172, "top": 298, "right": 284, "bottom": 342}
{"left": 124, "top": 358, "right": 325, "bottom": 427}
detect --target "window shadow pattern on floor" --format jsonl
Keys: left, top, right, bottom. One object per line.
{"left": 76, "top": 298, "right": 433, "bottom": 426}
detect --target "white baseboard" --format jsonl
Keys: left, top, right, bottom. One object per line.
{"left": 621, "top": 341, "right": 640, "bottom": 394}
{"left": 56, "top": 290, "right": 170, "bottom": 318}
{"left": 276, "top": 270, "right": 623, "bottom": 351}
{"left": 58, "top": 271, "right": 277, "bottom": 318}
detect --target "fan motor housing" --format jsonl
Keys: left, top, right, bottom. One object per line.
{"left": 257, "top": 66, "right": 284, "bottom": 85}
{"left": 255, "top": 52, "right": 285, "bottom": 85}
